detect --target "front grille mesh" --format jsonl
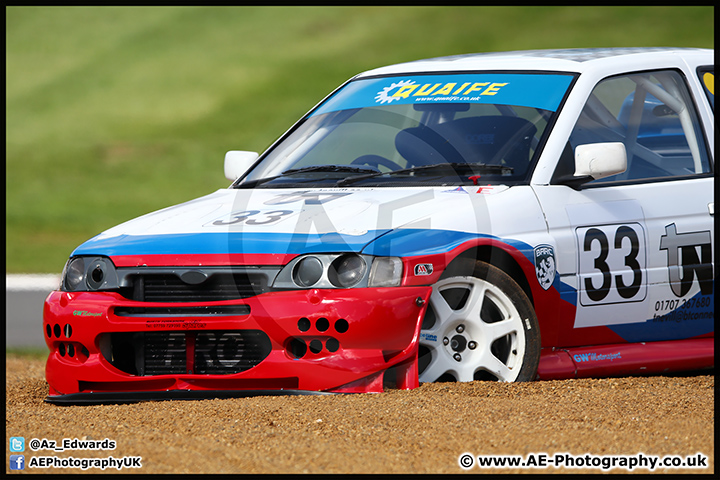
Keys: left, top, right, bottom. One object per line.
{"left": 144, "top": 332, "right": 186, "bottom": 375}
{"left": 130, "top": 273, "right": 268, "bottom": 302}
{"left": 194, "top": 332, "right": 269, "bottom": 374}
{"left": 104, "top": 331, "right": 272, "bottom": 376}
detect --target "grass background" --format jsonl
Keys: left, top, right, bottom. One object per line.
{"left": 6, "top": 6, "right": 714, "bottom": 273}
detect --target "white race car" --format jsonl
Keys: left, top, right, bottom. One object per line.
{"left": 44, "top": 48, "right": 714, "bottom": 403}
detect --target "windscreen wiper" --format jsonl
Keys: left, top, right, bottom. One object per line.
{"left": 336, "top": 163, "right": 513, "bottom": 186}
{"left": 235, "top": 165, "right": 379, "bottom": 188}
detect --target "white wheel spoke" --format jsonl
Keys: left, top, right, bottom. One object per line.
{"left": 457, "top": 281, "right": 486, "bottom": 321}
{"left": 484, "top": 317, "right": 519, "bottom": 343}
{"left": 428, "top": 287, "right": 456, "bottom": 324}
{"left": 419, "top": 317, "right": 445, "bottom": 342}
{"left": 418, "top": 352, "right": 452, "bottom": 383}
{"left": 456, "top": 362, "right": 478, "bottom": 382}
{"left": 475, "top": 348, "right": 514, "bottom": 381}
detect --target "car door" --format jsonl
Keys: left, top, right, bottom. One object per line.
{"left": 534, "top": 68, "right": 714, "bottom": 347}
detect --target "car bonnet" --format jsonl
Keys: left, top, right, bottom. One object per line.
{"left": 71, "top": 186, "right": 501, "bottom": 258}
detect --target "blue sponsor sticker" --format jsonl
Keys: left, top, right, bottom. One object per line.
{"left": 573, "top": 352, "right": 622, "bottom": 363}
{"left": 312, "top": 73, "right": 574, "bottom": 116}
{"left": 420, "top": 333, "right": 438, "bottom": 342}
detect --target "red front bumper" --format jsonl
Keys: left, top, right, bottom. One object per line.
{"left": 43, "top": 286, "right": 431, "bottom": 403}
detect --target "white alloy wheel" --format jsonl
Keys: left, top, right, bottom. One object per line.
{"left": 418, "top": 263, "right": 539, "bottom": 383}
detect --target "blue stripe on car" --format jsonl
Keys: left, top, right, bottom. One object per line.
{"left": 72, "top": 230, "right": 389, "bottom": 257}
{"left": 73, "top": 229, "right": 537, "bottom": 263}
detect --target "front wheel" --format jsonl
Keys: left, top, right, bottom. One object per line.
{"left": 418, "top": 261, "right": 540, "bottom": 383}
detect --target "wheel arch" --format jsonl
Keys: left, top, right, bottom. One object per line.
{"left": 441, "top": 245, "right": 535, "bottom": 309}
{"left": 420, "top": 243, "right": 543, "bottom": 383}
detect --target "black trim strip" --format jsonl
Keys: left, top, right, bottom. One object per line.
{"left": 113, "top": 305, "right": 251, "bottom": 317}
{"left": 45, "top": 389, "right": 336, "bottom": 405}
{"left": 577, "top": 172, "right": 714, "bottom": 190}
{"left": 357, "top": 69, "right": 581, "bottom": 80}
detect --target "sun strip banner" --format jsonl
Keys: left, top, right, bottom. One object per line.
{"left": 312, "top": 73, "right": 575, "bottom": 116}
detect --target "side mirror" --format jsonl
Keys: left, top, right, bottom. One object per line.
{"left": 575, "top": 142, "right": 627, "bottom": 180}
{"left": 224, "top": 151, "right": 259, "bottom": 181}
{"left": 556, "top": 142, "right": 627, "bottom": 189}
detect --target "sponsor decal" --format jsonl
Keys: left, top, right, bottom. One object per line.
{"left": 700, "top": 70, "right": 714, "bottom": 105}
{"left": 375, "top": 80, "right": 417, "bottom": 104}
{"left": 73, "top": 310, "right": 102, "bottom": 317}
{"left": 420, "top": 332, "right": 438, "bottom": 342}
{"left": 263, "top": 190, "right": 353, "bottom": 206}
{"left": 702, "top": 72, "right": 714, "bottom": 94}
{"left": 573, "top": 352, "right": 622, "bottom": 363}
{"left": 311, "top": 73, "right": 575, "bottom": 116}
{"left": 441, "top": 186, "right": 469, "bottom": 194}
{"left": 659, "top": 223, "right": 712, "bottom": 298}
{"left": 378, "top": 79, "right": 509, "bottom": 102}
{"left": 534, "top": 244, "right": 556, "bottom": 290}
{"left": 414, "top": 263, "right": 434, "bottom": 276}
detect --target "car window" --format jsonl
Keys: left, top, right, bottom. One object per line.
{"left": 560, "top": 69, "right": 711, "bottom": 184}
{"left": 241, "top": 72, "right": 575, "bottom": 187}
{"left": 285, "top": 106, "right": 423, "bottom": 170}
{"left": 697, "top": 67, "right": 714, "bottom": 111}
{"left": 289, "top": 103, "right": 545, "bottom": 178}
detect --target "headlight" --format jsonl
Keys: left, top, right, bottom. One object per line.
{"left": 328, "top": 254, "right": 366, "bottom": 288}
{"left": 273, "top": 254, "right": 401, "bottom": 289}
{"left": 61, "top": 256, "right": 118, "bottom": 292}
{"left": 292, "top": 256, "right": 324, "bottom": 287}
{"left": 63, "top": 257, "right": 86, "bottom": 291}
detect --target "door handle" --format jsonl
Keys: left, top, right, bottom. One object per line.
{"left": 709, "top": 203, "right": 714, "bottom": 216}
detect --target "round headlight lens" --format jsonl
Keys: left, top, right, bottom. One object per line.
{"left": 292, "top": 256, "right": 324, "bottom": 287}
{"left": 328, "top": 254, "right": 366, "bottom": 288}
{"left": 86, "top": 259, "right": 107, "bottom": 290}
{"left": 64, "top": 257, "right": 86, "bottom": 291}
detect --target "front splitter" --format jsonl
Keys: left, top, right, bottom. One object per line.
{"left": 45, "top": 389, "right": 338, "bottom": 406}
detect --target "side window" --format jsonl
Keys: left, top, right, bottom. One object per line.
{"left": 697, "top": 67, "right": 714, "bottom": 111}
{"left": 564, "top": 70, "right": 711, "bottom": 183}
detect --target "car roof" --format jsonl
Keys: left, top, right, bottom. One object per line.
{"left": 356, "top": 47, "right": 713, "bottom": 77}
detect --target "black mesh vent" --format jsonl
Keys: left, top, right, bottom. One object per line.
{"left": 103, "top": 330, "right": 271, "bottom": 376}
{"left": 133, "top": 273, "right": 268, "bottom": 302}
{"left": 144, "top": 332, "right": 186, "bottom": 375}
{"left": 194, "top": 331, "right": 271, "bottom": 374}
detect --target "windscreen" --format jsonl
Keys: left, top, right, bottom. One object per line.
{"left": 239, "top": 72, "right": 575, "bottom": 188}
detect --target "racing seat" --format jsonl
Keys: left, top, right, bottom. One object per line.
{"left": 395, "top": 115, "right": 537, "bottom": 174}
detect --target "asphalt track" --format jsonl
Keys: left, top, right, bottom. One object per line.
{"left": 5, "top": 274, "right": 60, "bottom": 349}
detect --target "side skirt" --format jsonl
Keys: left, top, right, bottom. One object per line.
{"left": 537, "top": 337, "right": 714, "bottom": 380}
